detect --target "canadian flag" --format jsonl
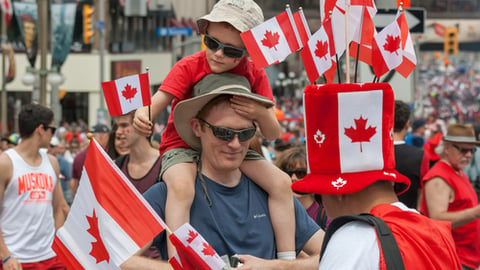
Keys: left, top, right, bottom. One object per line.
{"left": 302, "top": 25, "right": 333, "bottom": 84}
{"left": 169, "top": 223, "right": 226, "bottom": 270}
{"left": 101, "top": 73, "right": 151, "bottom": 116}
{"left": 394, "top": 11, "right": 417, "bottom": 78}
{"left": 0, "top": 0, "right": 12, "bottom": 27}
{"left": 349, "top": 0, "right": 377, "bottom": 66}
{"left": 241, "top": 6, "right": 301, "bottom": 68}
{"left": 52, "top": 139, "right": 166, "bottom": 269}
{"left": 372, "top": 11, "right": 403, "bottom": 78}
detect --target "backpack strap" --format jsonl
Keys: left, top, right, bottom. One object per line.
{"left": 320, "top": 214, "right": 405, "bottom": 270}
{"left": 315, "top": 206, "right": 328, "bottom": 231}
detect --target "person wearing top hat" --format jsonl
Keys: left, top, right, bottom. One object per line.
{"left": 239, "top": 83, "right": 461, "bottom": 269}
{"left": 420, "top": 123, "right": 480, "bottom": 270}
{"left": 132, "top": 0, "right": 295, "bottom": 259}
{"left": 121, "top": 73, "right": 322, "bottom": 269}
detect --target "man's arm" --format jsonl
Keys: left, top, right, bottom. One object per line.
{"left": 120, "top": 241, "right": 172, "bottom": 270}
{"left": 424, "top": 176, "right": 480, "bottom": 228}
{"left": 49, "top": 155, "right": 69, "bottom": 229}
{"left": 0, "top": 154, "right": 22, "bottom": 269}
{"left": 237, "top": 254, "right": 319, "bottom": 270}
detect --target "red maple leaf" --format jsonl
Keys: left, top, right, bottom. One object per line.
{"left": 314, "top": 40, "right": 329, "bottom": 60}
{"left": 186, "top": 230, "right": 198, "bottom": 244}
{"left": 344, "top": 116, "right": 376, "bottom": 152}
{"left": 201, "top": 242, "right": 216, "bottom": 257}
{"left": 121, "top": 84, "right": 137, "bottom": 102}
{"left": 261, "top": 30, "right": 280, "bottom": 51}
{"left": 86, "top": 209, "right": 110, "bottom": 264}
{"left": 383, "top": 34, "right": 400, "bottom": 55}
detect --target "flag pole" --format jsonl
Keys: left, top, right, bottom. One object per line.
{"left": 145, "top": 67, "right": 153, "bottom": 145}
{"left": 354, "top": 5, "right": 366, "bottom": 83}
{"left": 345, "top": 1, "right": 350, "bottom": 83}
{"left": 328, "top": 11, "right": 341, "bottom": 84}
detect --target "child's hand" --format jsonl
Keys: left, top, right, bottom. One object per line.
{"left": 133, "top": 106, "right": 153, "bottom": 137}
{"left": 230, "top": 96, "right": 268, "bottom": 122}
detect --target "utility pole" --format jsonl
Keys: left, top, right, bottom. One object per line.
{"left": 1, "top": 10, "right": 6, "bottom": 134}
{"left": 38, "top": 0, "right": 48, "bottom": 106}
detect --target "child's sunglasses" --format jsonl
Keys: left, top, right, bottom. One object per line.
{"left": 203, "top": 34, "right": 247, "bottom": 59}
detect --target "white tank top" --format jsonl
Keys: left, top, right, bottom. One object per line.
{"left": 1, "top": 149, "right": 57, "bottom": 262}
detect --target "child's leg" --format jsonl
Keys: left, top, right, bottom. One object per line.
{"left": 163, "top": 162, "right": 197, "bottom": 259}
{"left": 241, "top": 159, "right": 296, "bottom": 259}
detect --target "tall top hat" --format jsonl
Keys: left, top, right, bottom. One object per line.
{"left": 292, "top": 83, "right": 410, "bottom": 195}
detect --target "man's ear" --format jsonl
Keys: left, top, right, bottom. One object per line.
{"left": 190, "top": 118, "right": 202, "bottom": 137}
{"left": 404, "top": 119, "right": 411, "bottom": 131}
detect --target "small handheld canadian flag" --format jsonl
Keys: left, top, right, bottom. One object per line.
{"left": 241, "top": 6, "right": 301, "bottom": 68}
{"left": 169, "top": 223, "right": 226, "bottom": 270}
{"left": 101, "top": 73, "right": 151, "bottom": 116}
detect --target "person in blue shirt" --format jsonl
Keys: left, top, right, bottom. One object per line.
{"left": 121, "top": 74, "right": 323, "bottom": 269}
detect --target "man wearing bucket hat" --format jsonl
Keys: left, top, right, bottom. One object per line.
{"left": 121, "top": 73, "right": 322, "bottom": 269}
{"left": 420, "top": 123, "right": 480, "bottom": 270}
{"left": 240, "top": 83, "right": 460, "bottom": 269}
{"left": 133, "top": 0, "right": 295, "bottom": 260}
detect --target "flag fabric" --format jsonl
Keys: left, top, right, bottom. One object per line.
{"left": 302, "top": 25, "right": 333, "bottom": 84}
{"left": 397, "top": 0, "right": 410, "bottom": 8}
{"left": 349, "top": 0, "right": 377, "bottom": 66}
{"left": 169, "top": 223, "right": 226, "bottom": 270}
{"left": 394, "top": 11, "right": 417, "bottom": 78}
{"left": 319, "top": 0, "right": 337, "bottom": 22}
{"left": 320, "top": 17, "right": 337, "bottom": 84}
{"left": 293, "top": 8, "right": 311, "bottom": 45}
{"left": 52, "top": 139, "right": 166, "bottom": 269}
{"left": 241, "top": 7, "right": 301, "bottom": 68}
{"left": 169, "top": 253, "right": 195, "bottom": 270}
{"left": 372, "top": 11, "right": 403, "bottom": 78}
{"left": 101, "top": 73, "right": 151, "bottom": 116}
{"left": 0, "top": 0, "right": 12, "bottom": 27}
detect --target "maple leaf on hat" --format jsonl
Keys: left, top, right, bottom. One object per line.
{"left": 202, "top": 242, "right": 216, "bottom": 257}
{"left": 86, "top": 209, "right": 110, "bottom": 264}
{"left": 261, "top": 30, "right": 280, "bottom": 51}
{"left": 344, "top": 116, "right": 376, "bottom": 152}
{"left": 383, "top": 35, "right": 401, "bottom": 55}
{"left": 121, "top": 84, "right": 137, "bottom": 102}
{"left": 314, "top": 40, "right": 329, "bottom": 60}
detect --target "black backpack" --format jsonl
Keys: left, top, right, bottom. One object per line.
{"left": 320, "top": 214, "right": 405, "bottom": 270}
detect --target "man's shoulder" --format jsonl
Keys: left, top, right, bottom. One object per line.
{"left": 73, "top": 149, "right": 87, "bottom": 164}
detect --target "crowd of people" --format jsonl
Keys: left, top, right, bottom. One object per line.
{"left": 1, "top": 0, "right": 480, "bottom": 269}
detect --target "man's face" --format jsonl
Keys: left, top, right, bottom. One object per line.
{"left": 445, "top": 142, "right": 477, "bottom": 171}
{"left": 23, "top": 21, "right": 36, "bottom": 48}
{"left": 193, "top": 102, "right": 252, "bottom": 174}
{"left": 115, "top": 115, "right": 139, "bottom": 148}
{"left": 205, "top": 22, "right": 245, "bottom": 73}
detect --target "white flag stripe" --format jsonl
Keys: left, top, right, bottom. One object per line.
{"left": 338, "top": 90, "right": 384, "bottom": 173}
{"left": 307, "top": 27, "right": 332, "bottom": 75}
{"left": 56, "top": 170, "right": 140, "bottom": 269}
{"left": 115, "top": 75, "right": 145, "bottom": 116}
{"left": 249, "top": 18, "right": 292, "bottom": 65}
{"left": 375, "top": 19, "right": 402, "bottom": 69}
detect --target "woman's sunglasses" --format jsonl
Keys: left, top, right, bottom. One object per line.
{"left": 203, "top": 34, "right": 247, "bottom": 59}
{"left": 285, "top": 168, "right": 307, "bottom": 179}
{"left": 198, "top": 118, "right": 256, "bottom": 142}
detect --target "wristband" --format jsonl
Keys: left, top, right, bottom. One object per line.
{"left": 2, "top": 255, "right": 11, "bottom": 264}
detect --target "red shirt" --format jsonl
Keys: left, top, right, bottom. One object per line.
{"left": 159, "top": 51, "right": 274, "bottom": 155}
{"left": 371, "top": 204, "right": 461, "bottom": 270}
{"left": 420, "top": 160, "right": 480, "bottom": 269}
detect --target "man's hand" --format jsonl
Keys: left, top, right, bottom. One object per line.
{"left": 230, "top": 96, "right": 268, "bottom": 122}
{"left": 3, "top": 256, "right": 22, "bottom": 270}
{"left": 133, "top": 106, "right": 153, "bottom": 137}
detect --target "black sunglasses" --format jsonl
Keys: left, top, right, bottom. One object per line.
{"left": 285, "top": 168, "right": 307, "bottom": 179}
{"left": 43, "top": 125, "right": 57, "bottom": 134}
{"left": 204, "top": 34, "right": 247, "bottom": 59}
{"left": 451, "top": 144, "right": 477, "bottom": 155}
{"left": 198, "top": 118, "right": 256, "bottom": 142}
